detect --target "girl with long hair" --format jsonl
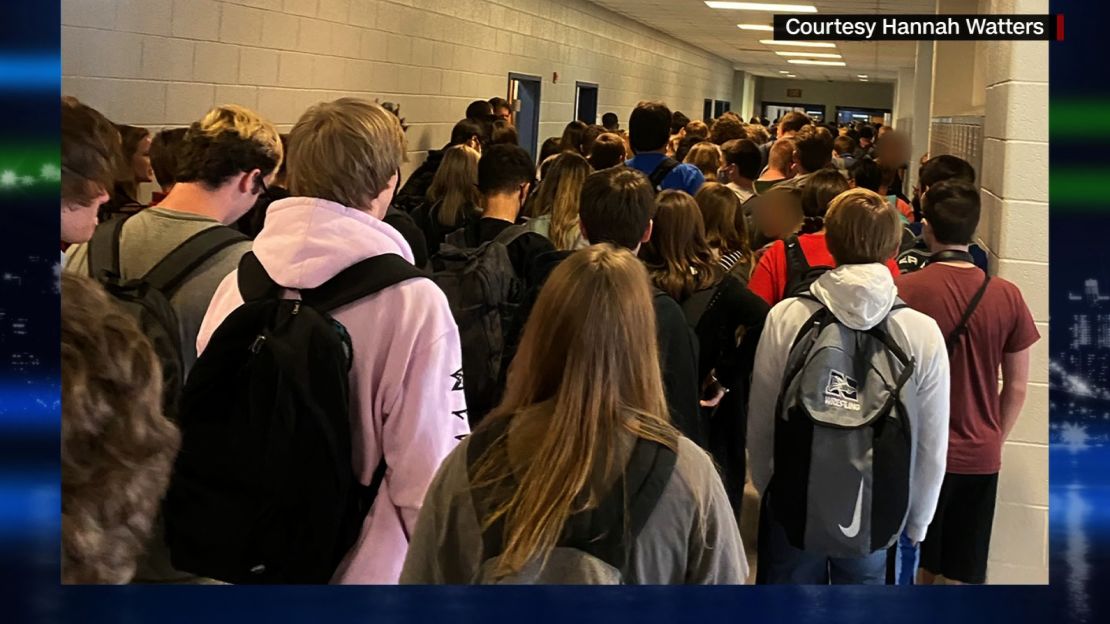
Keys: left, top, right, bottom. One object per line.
{"left": 695, "top": 182, "right": 755, "bottom": 283}
{"left": 525, "top": 152, "right": 591, "bottom": 251}
{"left": 413, "top": 144, "right": 481, "bottom": 255}
{"left": 400, "top": 245, "right": 746, "bottom": 584}
{"left": 100, "top": 124, "right": 152, "bottom": 221}
{"left": 641, "top": 191, "right": 768, "bottom": 432}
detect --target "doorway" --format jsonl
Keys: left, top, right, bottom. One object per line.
{"left": 703, "top": 98, "right": 714, "bottom": 121}
{"left": 762, "top": 101, "right": 827, "bottom": 123}
{"left": 509, "top": 73, "right": 542, "bottom": 161}
{"left": 714, "top": 100, "right": 731, "bottom": 117}
{"left": 835, "top": 106, "right": 892, "bottom": 125}
{"left": 575, "top": 82, "right": 598, "bottom": 124}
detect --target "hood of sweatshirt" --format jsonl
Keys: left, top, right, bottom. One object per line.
{"left": 252, "top": 196, "right": 413, "bottom": 290}
{"left": 809, "top": 263, "right": 897, "bottom": 331}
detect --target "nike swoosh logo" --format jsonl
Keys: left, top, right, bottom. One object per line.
{"left": 839, "top": 478, "right": 864, "bottom": 538}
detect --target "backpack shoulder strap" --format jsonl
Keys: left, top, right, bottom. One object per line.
{"left": 87, "top": 216, "right": 128, "bottom": 279}
{"left": 946, "top": 273, "right": 992, "bottom": 355}
{"left": 143, "top": 226, "right": 249, "bottom": 297}
{"left": 302, "top": 253, "right": 428, "bottom": 313}
{"left": 680, "top": 286, "right": 719, "bottom": 331}
{"left": 648, "top": 157, "right": 681, "bottom": 190}
{"left": 623, "top": 437, "right": 678, "bottom": 540}
{"left": 783, "top": 234, "right": 810, "bottom": 276}
{"left": 491, "top": 222, "right": 531, "bottom": 247}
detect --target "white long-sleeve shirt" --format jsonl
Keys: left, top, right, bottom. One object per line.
{"left": 746, "top": 263, "right": 950, "bottom": 543}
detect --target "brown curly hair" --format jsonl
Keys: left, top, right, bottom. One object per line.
{"left": 61, "top": 273, "right": 180, "bottom": 584}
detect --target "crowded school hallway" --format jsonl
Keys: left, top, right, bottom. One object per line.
{"left": 60, "top": 0, "right": 1048, "bottom": 585}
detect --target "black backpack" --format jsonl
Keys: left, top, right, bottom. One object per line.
{"left": 87, "top": 217, "right": 248, "bottom": 420}
{"left": 431, "top": 224, "right": 530, "bottom": 426}
{"left": 164, "top": 251, "right": 426, "bottom": 584}
{"left": 648, "top": 157, "right": 681, "bottom": 192}
{"left": 783, "top": 234, "right": 832, "bottom": 299}
{"left": 465, "top": 417, "right": 677, "bottom": 584}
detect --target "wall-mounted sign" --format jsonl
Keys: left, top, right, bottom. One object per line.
{"left": 787, "top": 88, "right": 802, "bottom": 98}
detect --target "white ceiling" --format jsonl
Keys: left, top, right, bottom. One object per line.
{"left": 588, "top": 0, "right": 937, "bottom": 82}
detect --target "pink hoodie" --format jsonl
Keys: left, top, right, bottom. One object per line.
{"left": 196, "top": 197, "right": 469, "bottom": 584}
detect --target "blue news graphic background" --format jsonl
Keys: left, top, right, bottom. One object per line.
{"left": 1, "top": 0, "right": 1107, "bottom": 622}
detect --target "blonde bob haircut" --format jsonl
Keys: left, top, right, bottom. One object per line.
{"left": 287, "top": 97, "right": 406, "bottom": 209}
{"left": 824, "top": 187, "right": 902, "bottom": 265}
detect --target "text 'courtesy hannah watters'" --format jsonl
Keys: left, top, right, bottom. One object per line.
{"left": 772, "top": 14, "right": 1063, "bottom": 41}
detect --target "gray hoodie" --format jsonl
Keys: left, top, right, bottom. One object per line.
{"left": 400, "top": 433, "right": 749, "bottom": 584}
{"left": 747, "top": 263, "right": 950, "bottom": 543}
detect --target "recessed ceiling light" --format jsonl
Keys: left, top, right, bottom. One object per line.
{"left": 759, "top": 39, "right": 837, "bottom": 48}
{"left": 705, "top": 2, "right": 817, "bottom": 12}
{"left": 857, "top": 74, "right": 868, "bottom": 78}
{"left": 787, "top": 59, "right": 847, "bottom": 66}
{"left": 785, "top": 74, "right": 797, "bottom": 78}
{"left": 737, "top": 24, "right": 774, "bottom": 31}
{"left": 779, "top": 70, "right": 791, "bottom": 73}
{"left": 775, "top": 51, "right": 842, "bottom": 58}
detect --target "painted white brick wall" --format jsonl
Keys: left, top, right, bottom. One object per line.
{"left": 62, "top": 0, "right": 736, "bottom": 181}
{"left": 978, "top": 0, "right": 1050, "bottom": 586}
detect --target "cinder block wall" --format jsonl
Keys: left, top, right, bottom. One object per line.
{"left": 62, "top": 0, "right": 736, "bottom": 183}
{"left": 978, "top": 0, "right": 1050, "bottom": 586}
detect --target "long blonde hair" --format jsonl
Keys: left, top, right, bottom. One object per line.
{"left": 528, "top": 152, "right": 591, "bottom": 250}
{"left": 427, "top": 144, "right": 480, "bottom": 227}
{"left": 684, "top": 141, "right": 723, "bottom": 182}
{"left": 471, "top": 244, "right": 679, "bottom": 579}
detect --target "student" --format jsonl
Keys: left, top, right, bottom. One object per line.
{"left": 775, "top": 125, "right": 835, "bottom": 192}
{"left": 755, "top": 137, "right": 795, "bottom": 195}
{"left": 537, "top": 137, "right": 562, "bottom": 171}
{"left": 750, "top": 186, "right": 804, "bottom": 254}
{"left": 674, "top": 134, "right": 703, "bottom": 164}
{"left": 719, "top": 138, "right": 761, "bottom": 205}
{"left": 897, "top": 181, "right": 1039, "bottom": 586}
{"left": 196, "top": 98, "right": 468, "bottom": 584}
{"left": 710, "top": 115, "right": 747, "bottom": 146}
{"left": 641, "top": 191, "right": 769, "bottom": 445}
{"left": 684, "top": 120, "right": 710, "bottom": 141}
{"left": 899, "top": 156, "right": 988, "bottom": 272}
{"left": 833, "top": 135, "right": 857, "bottom": 171}
{"left": 149, "top": 127, "right": 187, "bottom": 205}
{"left": 749, "top": 171, "right": 899, "bottom": 307}
{"left": 601, "top": 111, "right": 620, "bottom": 132}
{"left": 489, "top": 96, "right": 512, "bottom": 122}
{"left": 236, "top": 133, "right": 293, "bottom": 238}
{"left": 695, "top": 182, "right": 755, "bottom": 284}
{"left": 61, "top": 273, "right": 180, "bottom": 584}
{"left": 587, "top": 132, "right": 627, "bottom": 170}
{"left": 559, "top": 120, "right": 589, "bottom": 156}
{"left": 66, "top": 104, "right": 276, "bottom": 376}
{"left": 854, "top": 125, "right": 876, "bottom": 161}
{"left": 61, "top": 97, "right": 117, "bottom": 247}
{"left": 850, "top": 157, "right": 884, "bottom": 193}
{"left": 748, "top": 188, "right": 950, "bottom": 585}
{"left": 466, "top": 99, "right": 496, "bottom": 124}
{"left": 491, "top": 119, "right": 519, "bottom": 146}
{"left": 454, "top": 144, "right": 555, "bottom": 275}
{"left": 99, "top": 124, "right": 153, "bottom": 221}
{"left": 626, "top": 101, "right": 705, "bottom": 194}
{"left": 396, "top": 118, "right": 484, "bottom": 204}
{"left": 401, "top": 244, "right": 747, "bottom": 585}
{"left": 581, "top": 124, "right": 606, "bottom": 156}
{"left": 413, "top": 144, "right": 481, "bottom": 255}
{"left": 759, "top": 111, "right": 811, "bottom": 166}
{"left": 684, "top": 141, "right": 724, "bottom": 183}
{"left": 525, "top": 152, "right": 591, "bottom": 251}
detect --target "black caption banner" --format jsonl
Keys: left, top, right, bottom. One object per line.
{"left": 772, "top": 14, "right": 1063, "bottom": 41}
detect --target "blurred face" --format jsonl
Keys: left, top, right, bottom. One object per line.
{"left": 132, "top": 134, "right": 153, "bottom": 183}
{"left": 494, "top": 106, "right": 512, "bottom": 122}
{"left": 60, "top": 188, "right": 109, "bottom": 244}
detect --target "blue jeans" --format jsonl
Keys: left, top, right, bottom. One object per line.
{"left": 892, "top": 532, "right": 920, "bottom": 585}
{"left": 761, "top": 510, "right": 888, "bottom": 585}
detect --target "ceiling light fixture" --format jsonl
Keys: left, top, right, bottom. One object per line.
{"left": 737, "top": 24, "right": 774, "bottom": 31}
{"left": 857, "top": 74, "right": 868, "bottom": 78}
{"left": 705, "top": 2, "right": 817, "bottom": 12}
{"left": 759, "top": 39, "right": 836, "bottom": 48}
{"left": 785, "top": 74, "right": 797, "bottom": 78}
{"left": 775, "top": 51, "right": 842, "bottom": 58}
{"left": 787, "top": 59, "right": 847, "bottom": 66}
{"left": 779, "top": 70, "right": 791, "bottom": 73}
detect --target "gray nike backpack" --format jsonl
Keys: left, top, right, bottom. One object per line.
{"left": 769, "top": 295, "right": 917, "bottom": 558}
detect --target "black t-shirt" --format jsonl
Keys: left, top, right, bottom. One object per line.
{"left": 383, "top": 206, "right": 429, "bottom": 269}
{"left": 462, "top": 217, "right": 555, "bottom": 281}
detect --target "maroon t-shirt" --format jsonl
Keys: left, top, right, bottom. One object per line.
{"left": 897, "top": 263, "right": 1040, "bottom": 474}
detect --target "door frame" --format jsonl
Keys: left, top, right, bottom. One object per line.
{"left": 762, "top": 101, "right": 827, "bottom": 122}
{"left": 508, "top": 72, "right": 543, "bottom": 160}
{"left": 574, "top": 81, "right": 599, "bottom": 123}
